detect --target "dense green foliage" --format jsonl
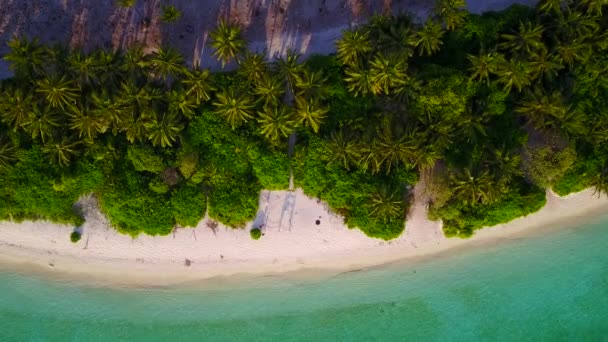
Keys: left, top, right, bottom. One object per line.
{"left": 1, "top": 0, "right": 607, "bottom": 239}
{"left": 70, "top": 231, "right": 81, "bottom": 243}
{"left": 250, "top": 228, "right": 262, "bottom": 240}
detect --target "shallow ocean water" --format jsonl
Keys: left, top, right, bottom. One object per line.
{"left": 1, "top": 214, "right": 607, "bottom": 341}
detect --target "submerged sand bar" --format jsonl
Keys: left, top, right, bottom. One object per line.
{"left": 0, "top": 187, "right": 606, "bottom": 287}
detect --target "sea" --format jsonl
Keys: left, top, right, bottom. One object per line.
{"left": 1, "top": 214, "right": 607, "bottom": 341}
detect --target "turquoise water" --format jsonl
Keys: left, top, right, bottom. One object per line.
{"left": 1, "top": 216, "right": 608, "bottom": 341}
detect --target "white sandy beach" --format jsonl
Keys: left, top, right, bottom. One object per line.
{"left": 0, "top": 183, "right": 607, "bottom": 287}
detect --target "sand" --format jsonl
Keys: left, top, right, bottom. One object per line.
{"left": 0, "top": 184, "right": 607, "bottom": 287}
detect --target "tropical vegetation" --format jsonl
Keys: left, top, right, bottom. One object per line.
{"left": 0, "top": 0, "right": 607, "bottom": 239}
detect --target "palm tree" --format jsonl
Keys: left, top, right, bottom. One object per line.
{"left": 295, "top": 69, "right": 329, "bottom": 100}
{"left": 119, "top": 81, "right": 161, "bottom": 109}
{"left": 68, "top": 105, "right": 109, "bottom": 141}
{"left": 336, "top": 29, "right": 372, "bottom": 66}
{"left": 168, "top": 90, "right": 198, "bottom": 118}
{"left": 487, "top": 147, "right": 523, "bottom": 181}
{"left": 254, "top": 73, "right": 285, "bottom": 106}
{"left": 3, "top": 35, "right": 47, "bottom": 78}
{"left": 450, "top": 167, "right": 498, "bottom": 205}
{"left": 161, "top": 5, "right": 181, "bottom": 23}
{"left": 558, "top": 107, "right": 587, "bottom": 138}
{"left": 556, "top": 40, "right": 592, "bottom": 66}
{"left": 433, "top": 0, "right": 467, "bottom": 31}
{"left": 393, "top": 75, "right": 422, "bottom": 105}
{"left": 557, "top": 8, "right": 599, "bottom": 40}
{"left": 457, "top": 115, "right": 487, "bottom": 145}
{"left": 145, "top": 113, "right": 184, "bottom": 147}
{"left": 344, "top": 65, "right": 372, "bottom": 96}
{"left": 529, "top": 50, "right": 564, "bottom": 81}
{"left": 578, "top": 0, "right": 605, "bottom": 15}
{"left": 115, "top": 0, "right": 136, "bottom": 7}
{"left": 591, "top": 162, "right": 608, "bottom": 197}
{"left": 42, "top": 137, "right": 80, "bottom": 167}
{"left": 368, "top": 53, "right": 407, "bottom": 95}
{"left": 515, "top": 87, "right": 561, "bottom": 130}
{"left": 0, "top": 88, "right": 34, "bottom": 130}
{"left": 149, "top": 47, "right": 185, "bottom": 86}
{"left": 358, "top": 140, "right": 384, "bottom": 174}
{"left": 67, "top": 50, "right": 98, "bottom": 87}
{"left": 35, "top": 76, "right": 79, "bottom": 109}
{"left": 499, "top": 22, "right": 546, "bottom": 57}
{"left": 294, "top": 97, "right": 328, "bottom": 133}
{"left": 326, "top": 130, "right": 360, "bottom": 170}
{"left": 257, "top": 105, "right": 296, "bottom": 141}
{"left": 538, "top": 0, "right": 563, "bottom": 14}
{"left": 368, "top": 187, "right": 403, "bottom": 223}
{"left": 237, "top": 50, "right": 268, "bottom": 84}
{"left": 24, "top": 105, "right": 61, "bottom": 143}
{"left": 123, "top": 113, "right": 149, "bottom": 143}
{"left": 94, "top": 50, "right": 122, "bottom": 85}
{"left": 181, "top": 68, "right": 215, "bottom": 104}
{"left": 586, "top": 117, "right": 608, "bottom": 145}
{"left": 467, "top": 52, "right": 498, "bottom": 83}
{"left": 414, "top": 20, "right": 444, "bottom": 56}
{"left": 367, "top": 14, "right": 417, "bottom": 58}
{"left": 376, "top": 130, "right": 417, "bottom": 174}
{"left": 414, "top": 145, "right": 440, "bottom": 173}
{"left": 212, "top": 88, "right": 255, "bottom": 128}
{"left": 273, "top": 49, "right": 302, "bottom": 94}
{"left": 209, "top": 19, "right": 246, "bottom": 68}
{"left": 120, "top": 46, "right": 150, "bottom": 80}
{"left": 91, "top": 90, "right": 127, "bottom": 134}
{"left": 0, "top": 136, "right": 17, "bottom": 170}
{"left": 516, "top": 88, "right": 585, "bottom": 137}
{"left": 495, "top": 59, "right": 533, "bottom": 93}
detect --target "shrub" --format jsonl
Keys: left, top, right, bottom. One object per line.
{"left": 249, "top": 147, "right": 290, "bottom": 190}
{"left": 99, "top": 166, "right": 174, "bottom": 236}
{"left": 178, "top": 152, "right": 199, "bottom": 179}
{"left": 171, "top": 184, "right": 206, "bottom": 227}
{"left": 70, "top": 231, "right": 81, "bottom": 243}
{"left": 524, "top": 145, "right": 577, "bottom": 189}
{"left": 250, "top": 228, "right": 262, "bottom": 240}
{"left": 0, "top": 148, "right": 98, "bottom": 225}
{"left": 127, "top": 145, "right": 164, "bottom": 173}
{"left": 148, "top": 177, "right": 169, "bottom": 194}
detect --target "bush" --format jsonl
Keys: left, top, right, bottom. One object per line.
{"left": 434, "top": 182, "right": 547, "bottom": 238}
{"left": 0, "top": 148, "right": 100, "bottom": 225}
{"left": 249, "top": 147, "right": 290, "bottom": 190}
{"left": 148, "top": 177, "right": 169, "bottom": 194}
{"left": 553, "top": 158, "right": 597, "bottom": 196}
{"left": 127, "top": 145, "right": 165, "bottom": 173}
{"left": 524, "top": 145, "right": 576, "bottom": 189}
{"left": 171, "top": 184, "right": 206, "bottom": 227}
{"left": 70, "top": 231, "right": 81, "bottom": 243}
{"left": 99, "top": 165, "right": 174, "bottom": 236}
{"left": 207, "top": 180, "right": 260, "bottom": 228}
{"left": 250, "top": 228, "right": 262, "bottom": 240}
{"left": 178, "top": 152, "right": 199, "bottom": 179}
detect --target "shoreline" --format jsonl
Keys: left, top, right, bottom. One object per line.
{"left": 1, "top": 187, "right": 607, "bottom": 288}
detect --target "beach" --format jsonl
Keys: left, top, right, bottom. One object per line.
{"left": 0, "top": 0, "right": 601, "bottom": 288}
{"left": 1, "top": 183, "right": 607, "bottom": 287}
